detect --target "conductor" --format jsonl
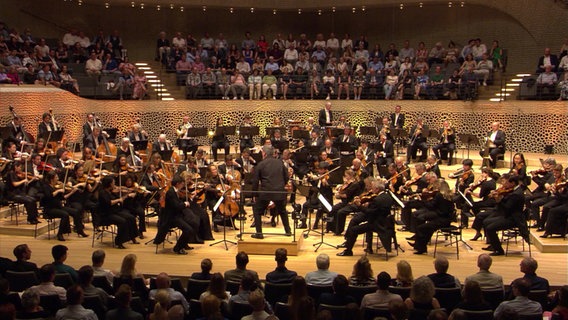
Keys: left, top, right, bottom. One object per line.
{"left": 251, "top": 145, "right": 292, "bottom": 239}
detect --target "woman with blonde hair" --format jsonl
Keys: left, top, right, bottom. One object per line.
{"left": 118, "top": 254, "right": 148, "bottom": 285}
{"left": 149, "top": 289, "right": 170, "bottom": 320}
{"left": 404, "top": 276, "right": 440, "bottom": 313}
{"left": 349, "top": 256, "right": 375, "bottom": 286}
{"left": 395, "top": 260, "right": 414, "bottom": 287}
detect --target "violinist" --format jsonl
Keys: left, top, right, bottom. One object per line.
{"left": 239, "top": 115, "right": 254, "bottom": 152}
{"left": 2, "top": 141, "right": 20, "bottom": 161}
{"left": 358, "top": 140, "right": 374, "bottom": 171}
{"left": 464, "top": 167, "right": 497, "bottom": 236}
{"left": 290, "top": 142, "right": 310, "bottom": 179}
{"left": 541, "top": 165, "right": 568, "bottom": 238}
{"left": 195, "top": 149, "right": 209, "bottom": 169}
{"left": 300, "top": 161, "right": 333, "bottom": 230}
{"left": 307, "top": 130, "right": 323, "bottom": 149}
{"left": 81, "top": 147, "right": 98, "bottom": 175}
{"left": 177, "top": 116, "right": 198, "bottom": 159}
{"left": 350, "top": 158, "right": 370, "bottom": 185}
{"left": 26, "top": 153, "right": 45, "bottom": 200}
{"left": 204, "top": 164, "right": 224, "bottom": 232}
{"left": 37, "top": 112, "right": 59, "bottom": 138}
{"left": 315, "top": 151, "right": 336, "bottom": 171}
{"left": 119, "top": 174, "right": 147, "bottom": 239}
{"left": 177, "top": 156, "right": 199, "bottom": 176}
{"left": 374, "top": 134, "right": 394, "bottom": 168}
{"left": 69, "top": 163, "right": 99, "bottom": 214}
{"left": 425, "top": 154, "right": 441, "bottom": 178}
{"left": 385, "top": 163, "right": 405, "bottom": 196}
{"left": 321, "top": 139, "right": 339, "bottom": 160}
{"left": 337, "top": 179, "right": 394, "bottom": 256}
{"left": 6, "top": 161, "right": 40, "bottom": 224}
{"left": 400, "top": 164, "right": 430, "bottom": 232}
{"left": 97, "top": 176, "right": 139, "bottom": 249}
{"left": 180, "top": 171, "right": 215, "bottom": 242}
{"left": 336, "top": 126, "right": 358, "bottom": 157}
{"left": 482, "top": 174, "right": 527, "bottom": 256}
{"left": 407, "top": 118, "right": 428, "bottom": 163}
{"left": 408, "top": 179, "right": 455, "bottom": 255}
{"left": 509, "top": 153, "right": 529, "bottom": 186}
{"left": 525, "top": 157, "right": 556, "bottom": 224}
{"left": 211, "top": 118, "right": 230, "bottom": 162}
{"left": 394, "top": 157, "right": 411, "bottom": 181}
{"left": 48, "top": 147, "right": 74, "bottom": 181}
{"left": 40, "top": 170, "right": 87, "bottom": 240}
{"left": 139, "top": 163, "right": 162, "bottom": 213}
{"left": 327, "top": 169, "right": 362, "bottom": 235}
{"left": 432, "top": 120, "right": 456, "bottom": 165}
{"left": 449, "top": 159, "right": 474, "bottom": 218}
{"left": 355, "top": 150, "right": 373, "bottom": 176}
{"left": 530, "top": 164, "right": 564, "bottom": 232}
{"left": 479, "top": 121, "right": 505, "bottom": 169}
{"left": 112, "top": 155, "right": 131, "bottom": 177}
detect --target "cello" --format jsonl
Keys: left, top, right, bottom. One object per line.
{"left": 95, "top": 117, "right": 117, "bottom": 162}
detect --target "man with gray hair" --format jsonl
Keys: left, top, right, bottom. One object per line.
{"left": 305, "top": 254, "right": 338, "bottom": 285}
{"left": 337, "top": 180, "right": 394, "bottom": 256}
{"left": 465, "top": 253, "right": 503, "bottom": 289}
{"left": 91, "top": 250, "right": 114, "bottom": 285}
{"left": 251, "top": 145, "right": 291, "bottom": 239}
{"left": 427, "top": 256, "right": 461, "bottom": 288}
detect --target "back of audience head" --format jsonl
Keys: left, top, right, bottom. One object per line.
{"left": 153, "top": 289, "right": 171, "bottom": 317}
{"left": 332, "top": 274, "right": 349, "bottom": 295}
{"left": 13, "top": 244, "right": 31, "bottom": 261}
{"left": 51, "top": 244, "right": 68, "bottom": 262}
{"left": 248, "top": 289, "right": 265, "bottom": 312}
{"left": 275, "top": 248, "right": 288, "bottom": 265}
{"left": 289, "top": 276, "right": 308, "bottom": 305}
{"left": 295, "top": 296, "right": 316, "bottom": 320}
{"left": 377, "top": 272, "right": 392, "bottom": 291}
{"left": 120, "top": 253, "right": 138, "bottom": 277}
{"left": 520, "top": 257, "right": 538, "bottom": 274}
{"left": 0, "top": 303, "right": 16, "bottom": 320}
{"left": 91, "top": 249, "right": 106, "bottom": 267}
{"left": 511, "top": 278, "right": 531, "bottom": 297}
{"left": 434, "top": 256, "right": 449, "bottom": 274}
{"left": 66, "top": 284, "right": 84, "bottom": 305}
{"left": 201, "top": 294, "right": 222, "bottom": 320}
{"left": 155, "top": 272, "right": 171, "bottom": 289}
{"left": 77, "top": 265, "right": 94, "bottom": 287}
{"left": 388, "top": 300, "right": 408, "bottom": 320}
{"left": 396, "top": 260, "right": 414, "bottom": 285}
{"left": 168, "top": 305, "right": 184, "bottom": 320}
{"left": 21, "top": 288, "right": 41, "bottom": 312}
{"left": 236, "top": 251, "right": 249, "bottom": 269}
{"left": 477, "top": 253, "right": 492, "bottom": 271}
{"left": 410, "top": 276, "right": 435, "bottom": 304}
{"left": 240, "top": 271, "right": 258, "bottom": 291}
{"left": 201, "top": 258, "right": 212, "bottom": 274}
{"left": 316, "top": 253, "right": 330, "bottom": 270}
{"left": 428, "top": 309, "right": 448, "bottom": 320}
{"left": 38, "top": 264, "right": 56, "bottom": 283}
{"left": 209, "top": 272, "right": 228, "bottom": 300}
{"left": 115, "top": 284, "right": 133, "bottom": 307}
{"left": 352, "top": 256, "right": 373, "bottom": 281}
{"left": 463, "top": 280, "right": 483, "bottom": 304}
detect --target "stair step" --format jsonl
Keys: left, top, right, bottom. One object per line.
{"left": 0, "top": 216, "right": 58, "bottom": 237}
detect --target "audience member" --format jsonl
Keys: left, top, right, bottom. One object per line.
{"left": 224, "top": 251, "right": 259, "bottom": 283}
{"left": 294, "top": 296, "right": 316, "bottom": 320}
{"left": 77, "top": 265, "right": 110, "bottom": 306}
{"left": 536, "top": 65, "right": 558, "bottom": 98}
{"left": 465, "top": 253, "right": 503, "bottom": 290}
{"left": 537, "top": 47, "right": 558, "bottom": 73}
{"left": 55, "top": 284, "right": 97, "bottom": 320}
{"left": 91, "top": 250, "right": 114, "bottom": 285}
{"left": 85, "top": 52, "right": 102, "bottom": 77}
{"left": 52, "top": 245, "right": 78, "bottom": 282}
{"left": 265, "top": 248, "right": 297, "bottom": 284}
{"left": 361, "top": 272, "right": 403, "bottom": 309}
{"left": 495, "top": 278, "right": 542, "bottom": 319}
{"left": 305, "top": 254, "right": 338, "bottom": 286}
{"left": 388, "top": 300, "right": 408, "bottom": 320}
{"left": 200, "top": 294, "right": 226, "bottom": 320}
{"left": 455, "top": 280, "right": 492, "bottom": 311}
{"left": 427, "top": 257, "right": 460, "bottom": 288}
{"left": 117, "top": 253, "right": 148, "bottom": 285}
{"left": 404, "top": 276, "right": 441, "bottom": 313}
{"left": 513, "top": 257, "right": 550, "bottom": 294}
{"left": 149, "top": 272, "right": 189, "bottom": 313}
{"left": 106, "top": 284, "right": 144, "bottom": 320}
{"left": 242, "top": 289, "right": 274, "bottom": 320}
{"left": 149, "top": 289, "right": 170, "bottom": 320}
{"left": 287, "top": 276, "right": 308, "bottom": 316}
{"left": 191, "top": 258, "right": 213, "bottom": 280}
{"left": 318, "top": 275, "right": 356, "bottom": 306}
{"left": 31, "top": 264, "right": 67, "bottom": 302}
{"left": 17, "top": 288, "right": 50, "bottom": 319}
{"left": 200, "top": 272, "right": 230, "bottom": 304}
{"left": 229, "top": 271, "right": 271, "bottom": 314}
{"left": 395, "top": 260, "right": 414, "bottom": 287}
{"left": 8, "top": 244, "right": 38, "bottom": 273}
{"left": 551, "top": 286, "right": 568, "bottom": 320}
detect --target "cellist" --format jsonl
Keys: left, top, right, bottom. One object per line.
{"left": 327, "top": 169, "right": 362, "bottom": 236}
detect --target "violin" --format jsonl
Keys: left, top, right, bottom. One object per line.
{"left": 529, "top": 168, "right": 547, "bottom": 176}
{"left": 488, "top": 186, "right": 514, "bottom": 201}
{"left": 467, "top": 177, "right": 487, "bottom": 192}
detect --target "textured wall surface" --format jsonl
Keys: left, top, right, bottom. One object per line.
{"left": 1, "top": 85, "right": 567, "bottom": 154}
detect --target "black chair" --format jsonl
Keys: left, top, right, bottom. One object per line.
{"left": 274, "top": 302, "right": 292, "bottom": 320}
{"left": 189, "top": 299, "right": 203, "bottom": 320}
{"left": 39, "top": 294, "right": 64, "bottom": 316}
{"left": 307, "top": 284, "right": 333, "bottom": 303}
{"left": 54, "top": 273, "right": 75, "bottom": 289}
{"left": 6, "top": 292, "right": 22, "bottom": 310}
{"left": 388, "top": 286, "right": 411, "bottom": 301}
{"left": 229, "top": 301, "right": 253, "bottom": 320}
{"left": 92, "top": 275, "right": 114, "bottom": 295}
{"left": 91, "top": 222, "right": 117, "bottom": 248}
{"left": 518, "top": 314, "right": 545, "bottom": 320}
{"left": 347, "top": 285, "right": 376, "bottom": 306}
{"left": 186, "top": 279, "right": 211, "bottom": 300}
{"left": 528, "top": 289, "right": 549, "bottom": 311}
{"left": 318, "top": 304, "right": 348, "bottom": 320}
{"left": 226, "top": 280, "right": 241, "bottom": 296}
{"left": 481, "top": 288, "right": 504, "bottom": 311}
{"left": 363, "top": 307, "right": 392, "bottom": 320}
{"left": 130, "top": 296, "right": 147, "bottom": 318}
{"left": 460, "top": 309, "right": 494, "bottom": 320}
{"left": 149, "top": 277, "right": 187, "bottom": 296}
{"left": 113, "top": 277, "right": 149, "bottom": 302}
{"left": 4, "top": 271, "right": 39, "bottom": 292}
{"left": 83, "top": 294, "right": 108, "bottom": 320}
{"left": 264, "top": 282, "right": 292, "bottom": 307}
{"left": 502, "top": 227, "right": 532, "bottom": 257}
{"left": 434, "top": 223, "right": 470, "bottom": 260}
{"left": 434, "top": 287, "right": 462, "bottom": 312}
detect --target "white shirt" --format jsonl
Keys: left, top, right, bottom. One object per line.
{"left": 325, "top": 110, "right": 331, "bottom": 124}
{"left": 490, "top": 130, "right": 498, "bottom": 142}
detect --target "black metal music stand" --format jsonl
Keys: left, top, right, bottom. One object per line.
{"left": 312, "top": 193, "right": 337, "bottom": 252}
{"left": 42, "top": 130, "right": 65, "bottom": 144}
{"left": 159, "top": 150, "right": 174, "bottom": 162}
{"left": 457, "top": 134, "right": 479, "bottom": 159}
{"left": 209, "top": 181, "right": 237, "bottom": 250}
{"left": 329, "top": 128, "right": 344, "bottom": 138}
{"left": 308, "top": 146, "right": 321, "bottom": 157}
{"left": 391, "top": 128, "right": 408, "bottom": 155}
{"left": 239, "top": 126, "right": 259, "bottom": 148}
{"left": 292, "top": 130, "right": 310, "bottom": 141}
{"left": 131, "top": 140, "right": 148, "bottom": 151}
{"left": 273, "top": 140, "right": 290, "bottom": 153}
{"left": 103, "top": 128, "right": 118, "bottom": 141}
{"left": 359, "top": 126, "right": 378, "bottom": 141}
{"left": 265, "top": 126, "right": 286, "bottom": 138}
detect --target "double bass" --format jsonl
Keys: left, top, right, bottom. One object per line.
{"left": 8, "top": 106, "right": 35, "bottom": 151}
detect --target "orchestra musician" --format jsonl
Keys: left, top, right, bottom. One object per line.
{"left": 308, "top": 130, "right": 323, "bottom": 149}
{"left": 120, "top": 174, "right": 147, "bottom": 238}
{"left": 400, "top": 164, "right": 431, "bottom": 232}
{"left": 390, "top": 105, "right": 405, "bottom": 130}
{"left": 480, "top": 121, "right": 506, "bottom": 169}
{"left": 464, "top": 167, "right": 497, "bottom": 237}
{"left": 531, "top": 164, "right": 564, "bottom": 231}
{"left": 239, "top": 115, "right": 254, "bottom": 152}
{"left": 152, "top": 133, "right": 173, "bottom": 155}
{"left": 336, "top": 126, "right": 358, "bottom": 157}
{"left": 374, "top": 134, "right": 394, "bottom": 169}
{"left": 40, "top": 170, "right": 87, "bottom": 241}
{"left": 179, "top": 171, "right": 215, "bottom": 242}
{"left": 195, "top": 149, "right": 209, "bottom": 169}
{"left": 300, "top": 161, "right": 333, "bottom": 230}
{"left": 526, "top": 158, "right": 556, "bottom": 225}
{"left": 305, "top": 116, "right": 320, "bottom": 137}
{"left": 6, "top": 160, "right": 40, "bottom": 224}
{"left": 49, "top": 148, "right": 74, "bottom": 181}
{"left": 128, "top": 123, "right": 148, "bottom": 142}
{"left": 321, "top": 139, "right": 339, "bottom": 160}
{"left": 384, "top": 163, "right": 405, "bottom": 196}
{"left": 432, "top": 120, "right": 456, "bottom": 165}
{"left": 377, "top": 117, "right": 393, "bottom": 141}
{"left": 482, "top": 174, "right": 528, "bottom": 256}
{"left": 235, "top": 148, "right": 256, "bottom": 175}
{"left": 26, "top": 153, "right": 45, "bottom": 200}
{"left": 211, "top": 118, "right": 230, "bottom": 162}
{"left": 407, "top": 118, "right": 428, "bottom": 163}
{"left": 449, "top": 159, "right": 475, "bottom": 226}
{"left": 177, "top": 156, "right": 199, "bottom": 175}
{"left": 318, "top": 102, "right": 333, "bottom": 127}
{"left": 335, "top": 116, "right": 349, "bottom": 129}
{"left": 336, "top": 179, "right": 394, "bottom": 256}
{"left": 37, "top": 112, "right": 60, "bottom": 138}
{"left": 394, "top": 157, "right": 411, "bottom": 181}
{"left": 290, "top": 141, "right": 310, "bottom": 179}
{"left": 509, "top": 152, "right": 530, "bottom": 186}
{"left": 218, "top": 154, "right": 242, "bottom": 178}
{"left": 8, "top": 116, "right": 31, "bottom": 149}
{"left": 82, "top": 113, "right": 97, "bottom": 142}
{"left": 425, "top": 154, "right": 441, "bottom": 178}
{"left": 327, "top": 169, "right": 362, "bottom": 235}
{"left": 67, "top": 163, "right": 99, "bottom": 229}
{"left": 541, "top": 165, "right": 568, "bottom": 238}
{"left": 139, "top": 163, "right": 162, "bottom": 214}
{"left": 116, "top": 137, "right": 133, "bottom": 159}
{"left": 251, "top": 145, "right": 292, "bottom": 239}
{"left": 153, "top": 176, "right": 194, "bottom": 254}
{"left": 204, "top": 164, "right": 224, "bottom": 232}
{"left": 2, "top": 141, "right": 20, "bottom": 161}
{"left": 177, "top": 116, "right": 198, "bottom": 159}
{"left": 271, "top": 129, "right": 288, "bottom": 153}
{"left": 83, "top": 127, "right": 104, "bottom": 152}
{"left": 358, "top": 139, "right": 374, "bottom": 170}
{"left": 407, "top": 179, "right": 455, "bottom": 255}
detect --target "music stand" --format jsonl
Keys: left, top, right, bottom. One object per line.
{"left": 217, "top": 126, "right": 236, "bottom": 136}
{"left": 292, "top": 130, "right": 310, "bottom": 141}
{"left": 209, "top": 183, "right": 237, "bottom": 250}
{"left": 159, "top": 150, "right": 174, "bottom": 162}
{"left": 187, "top": 127, "right": 207, "bottom": 138}
{"left": 336, "top": 141, "right": 355, "bottom": 155}
{"left": 273, "top": 140, "right": 290, "bottom": 153}
{"left": 42, "top": 130, "right": 65, "bottom": 144}
{"left": 131, "top": 140, "right": 148, "bottom": 151}
{"left": 313, "top": 193, "right": 337, "bottom": 252}
{"left": 308, "top": 146, "right": 321, "bottom": 157}
{"left": 458, "top": 134, "right": 479, "bottom": 159}
{"left": 297, "top": 185, "right": 321, "bottom": 238}
{"left": 359, "top": 126, "right": 378, "bottom": 136}
{"left": 330, "top": 128, "right": 344, "bottom": 138}
{"left": 391, "top": 128, "right": 408, "bottom": 155}
{"left": 239, "top": 126, "right": 259, "bottom": 138}
{"left": 103, "top": 128, "right": 118, "bottom": 141}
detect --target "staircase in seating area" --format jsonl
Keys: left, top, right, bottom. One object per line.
{"left": 480, "top": 71, "right": 527, "bottom": 102}
{"left": 134, "top": 61, "right": 174, "bottom": 101}
{"left": 145, "top": 61, "right": 186, "bottom": 100}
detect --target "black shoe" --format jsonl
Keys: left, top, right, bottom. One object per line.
{"left": 174, "top": 248, "right": 188, "bottom": 255}
{"left": 482, "top": 246, "right": 494, "bottom": 251}
{"left": 490, "top": 251, "right": 505, "bottom": 256}
{"left": 336, "top": 250, "right": 353, "bottom": 256}
{"left": 271, "top": 218, "right": 277, "bottom": 227}
{"left": 285, "top": 232, "right": 292, "bottom": 236}
{"left": 298, "top": 223, "right": 307, "bottom": 229}
{"left": 131, "top": 239, "right": 140, "bottom": 244}
{"left": 251, "top": 233, "right": 264, "bottom": 239}
{"left": 184, "top": 245, "right": 195, "bottom": 250}
{"left": 78, "top": 231, "right": 89, "bottom": 238}
{"left": 57, "top": 234, "right": 66, "bottom": 241}
{"left": 337, "top": 242, "right": 347, "bottom": 248}
{"left": 540, "top": 233, "right": 551, "bottom": 238}
{"left": 537, "top": 227, "right": 545, "bottom": 232}
{"left": 413, "top": 250, "right": 427, "bottom": 255}
{"left": 471, "top": 233, "right": 482, "bottom": 241}
{"left": 213, "top": 225, "right": 220, "bottom": 232}
{"left": 405, "top": 235, "right": 416, "bottom": 240}
{"left": 28, "top": 219, "right": 40, "bottom": 225}
{"left": 139, "top": 234, "right": 145, "bottom": 239}
{"left": 116, "top": 244, "right": 126, "bottom": 249}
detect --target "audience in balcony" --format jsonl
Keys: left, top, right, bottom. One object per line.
{"left": 536, "top": 65, "right": 558, "bottom": 98}
{"left": 537, "top": 47, "right": 559, "bottom": 73}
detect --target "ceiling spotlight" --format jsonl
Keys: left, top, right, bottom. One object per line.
{"left": 419, "top": 2, "right": 423, "bottom": 7}
{"left": 156, "top": 4, "right": 160, "bottom": 10}
{"left": 317, "top": 9, "right": 322, "bottom": 15}
{"left": 104, "top": 2, "right": 109, "bottom": 8}
{"left": 180, "top": 6, "right": 183, "bottom": 11}
{"left": 361, "top": 6, "right": 366, "bottom": 12}
{"left": 448, "top": 1, "right": 452, "bottom": 7}
{"left": 273, "top": 9, "right": 277, "bottom": 14}
{"left": 400, "top": 3, "right": 404, "bottom": 10}
{"left": 352, "top": 7, "right": 356, "bottom": 13}
{"left": 131, "top": 2, "right": 135, "bottom": 8}
{"left": 250, "top": 7, "right": 254, "bottom": 13}
{"left": 140, "top": 3, "right": 144, "bottom": 9}
{"left": 229, "top": 7, "right": 234, "bottom": 13}
{"left": 170, "top": 3, "right": 174, "bottom": 9}
{"left": 460, "top": 1, "right": 465, "bottom": 7}
{"left": 332, "top": 6, "right": 336, "bottom": 12}
{"left": 298, "top": 8, "right": 302, "bottom": 14}
{"left": 77, "top": 0, "right": 82, "bottom": 5}
{"left": 202, "top": 5, "right": 206, "bottom": 11}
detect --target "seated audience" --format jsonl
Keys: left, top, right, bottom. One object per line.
{"left": 361, "top": 272, "right": 403, "bottom": 309}
{"left": 305, "top": 254, "right": 338, "bottom": 286}
{"left": 31, "top": 264, "right": 67, "bottom": 302}
{"left": 52, "top": 244, "right": 78, "bottom": 282}
{"left": 55, "top": 284, "right": 97, "bottom": 320}
{"left": 117, "top": 253, "right": 148, "bottom": 285}
{"left": 404, "top": 276, "right": 441, "bottom": 313}
{"left": 17, "top": 288, "right": 50, "bottom": 320}
{"left": 495, "top": 278, "right": 542, "bottom": 319}
{"left": 200, "top": 272, "right": 230, "bottom": 304}
{"left": 465, "top": 253, "right": 503, "bottom": 290}
{"left": 348, "top": 256, "right": 375, "bottom": 287}
{"left": 191, "top": 258, "right": 213, "bottom": 280}
{"left": 77, "top": 265, "right": 110, "bottom": 306}
{"left": 394, "top": 260, "right": 414, "bottom": 287}
{"left": 427, "top": 257, "right": 461, "bottom": 288}
{"left": 318, "top": 275, "right": 356, "bottom": 306}
{"left": 455, "top": 280, "right": 492, "bottom": 311}
{"left": 536, "top": 65, "right": 557, "bottom": 98}
{"left": 106, "top": 284, "right": 144, "bottom": 320}
{"left": 149, "top": 272, "right": 189, "bottom": 313}
{"left": 242, "top": 289, "right": 273, "bottom": 320}
{"left": 200, "top": 294, "right": 226, "bottom": 320}
{"left": 91, "top": 249, "right": 115, "bottom": 285}
{"left": 149, "top": 289, "right": 170, "bottom": 320}
{"left": 265, "top": 248, "right": 298, "bottom": 284}
{"left": 224, "top": 251, "right": 259, "bottom": 283}
{"left": 537, "top": 47, "right": 558, "bottom": 73}
{"left": 8, "top": 244, "right": 38, "bottom": 273}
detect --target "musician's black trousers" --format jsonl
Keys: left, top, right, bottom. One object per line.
{"left": 253, "top": 198, "right": 291, "bottom": 234}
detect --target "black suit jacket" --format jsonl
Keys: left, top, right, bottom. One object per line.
{"left": 320, "top": 147, "right": 339, "bottom": 160}
{"left": 487, "top": 130, "right": 506, "bottom": 150}
{"left": 38, "top": 122, "right": 57, "bottom": 139}
{"left": 84, "top": 134, "right": 104, "bottom": 150}
{"left": 375, "top": 140, "right": 394, "bottom": 160}
{"left": 389, "top": 112, "right": 405, "bottom": 129}
{"left": 252, "top": 155, "right": 288, "bottom": 201}
{"left": 361, "top": 192, "right": 394, "bottom": 226}
{"left": 537, "top": 55, "right": 559, "bottom": 72}
{"left": 318, "top": 108, "right": 333, "bottom": 127}
{"left": 409, "top": 125, "right": 428, "bottom": 144}
{"left": 307, "top": 138, "right": 323, "bottom": 149}
{"left": 163, "top": 187, "right": 185, "bottom": 227}
{"left": 128, "top": 131, "right": 147, "bottom": 142}
{"left": 82, "top": 122, "right": 94, "bottom": 138}
{"left": 152, "top": 141, "right": 172, "bottom": 154}
{"left": 438, "top": 128, "right": 456, "bottom": 144}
